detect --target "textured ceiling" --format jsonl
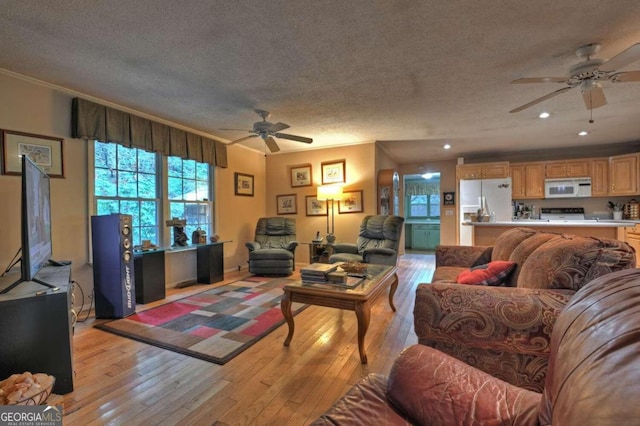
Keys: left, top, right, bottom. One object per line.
{"left": 1, "top": 1, "right": 640, "bottom": 163}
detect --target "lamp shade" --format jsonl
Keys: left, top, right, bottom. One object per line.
{"left": 317, "top": 184, "right": 343, "bottom": 201}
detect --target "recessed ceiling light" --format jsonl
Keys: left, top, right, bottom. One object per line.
{"left": 538, "top": 112, "right": 550, "bottom": 119}
{"left": 578, "top": 131, "right": 589, "bottom": 136}
{"left": 443, "top": 144, "right": 451, "bottom": 149}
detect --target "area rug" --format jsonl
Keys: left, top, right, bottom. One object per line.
{"left": 94, "top": 276, "right": 306, "bottom": 364}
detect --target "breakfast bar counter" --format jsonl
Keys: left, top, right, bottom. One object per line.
{"left": 465, "top": 220, "right": 637, "bottom": 245}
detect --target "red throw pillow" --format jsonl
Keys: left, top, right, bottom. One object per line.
{"left": 456, "top": 260, "right": 516, "bottom": 286}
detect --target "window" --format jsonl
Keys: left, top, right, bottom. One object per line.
{"left": 167, "top": 156, "right": 212, "bottom": 239}
{"left": 94, "top": 141, "right": 159, "bottom": 246}
{"left": 407, "top": 194, "right": 440, "bottom": 219}
{"left": 405, "top": 175, "right": 441, "bottom": 219}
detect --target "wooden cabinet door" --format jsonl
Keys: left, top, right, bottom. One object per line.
{"left": 510, "top": 165, "right": 526, "bottom": 198}
{"left": 545, "top": 161, "right": 567, "bottom": 178}
{"left": 482, "top": 162, "right": 510, "bottom": 179}
{"left": 625, "top": 227, "right": 640, "bottom": 262}
{"left": 610, "top": 153, "right": 638, "bottom": 195}
{"left": 566, "top": 160, "right": 590, "bottom": 177}
{"left": 545, "top": 160, "right": 590, "bottom": 178}
{"left": 456, "top": 164, "right": 483, "bottom": 180}
{"left": 525, "top": 163, "right": 545, "bottom": 198}
{"left": 590, "top": 158, "right": 609, "bottom": 197}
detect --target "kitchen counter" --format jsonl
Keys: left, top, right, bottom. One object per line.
{"left": 465, "top": 219, "right": 639, "bottom": 227}
{"left": 465, "top": 220, "right": 636, "bottom": 245}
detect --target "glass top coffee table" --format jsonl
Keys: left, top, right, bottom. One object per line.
{"left": 280, "top": 264, "right": 398, "bottom": 363}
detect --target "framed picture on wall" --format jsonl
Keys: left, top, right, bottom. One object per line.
{"left": 305, "top": 195, "right": 327, "bottom": 216}
{"left": 234, "top": 172, "right": 254, "bottom": 196}
{"left": 1, "top": 129, "right": 65, "bottom": 177}
{"left": 290, "top": 163, "right": 312, "bottom": 187}
{"left": 339, "top": 190, "right": 363, "bottom": 214}
{"left": 277, "top": 194, "right": 297, "bottom": 215}
{"left": 321, "top": 159, "right": 345, "bottom": 184}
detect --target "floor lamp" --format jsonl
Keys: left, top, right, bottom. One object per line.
{"left": 317, "top": 184, "right": 343, "bottom": 243}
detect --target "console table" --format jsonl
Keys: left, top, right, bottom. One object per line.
{"left": 0, "top": 265, "right": 74, "bottom": 394}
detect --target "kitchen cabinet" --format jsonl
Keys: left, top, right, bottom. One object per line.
{"left": 411, "top": 224, "right": 440, "bottom": 250}
{"left": 624, "top": 225, "right": 640, "bottom": 265}
{"left": 590, "top": 157, "right": 609, "bottom": 197}
{"left": 545, "top": 159, "right": 590, "bottom": 178}
{"left": 510, "top": 162, "right": 545, "bottom": 199}
{"left": 609, "top": 153, "right": 639, "bottom": 196}
{"left": 456, "top": 162, "right": 509, "bottom": 180}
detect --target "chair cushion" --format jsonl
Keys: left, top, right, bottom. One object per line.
{"left": 456, "top": 261, "right": 516, "bottom": 286}
{"left": 249, "top": 248, "right": 294, "bottom": 260}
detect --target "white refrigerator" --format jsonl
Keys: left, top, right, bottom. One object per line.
{"left": 459, "top": 177, "right": 512, "bottom": 245}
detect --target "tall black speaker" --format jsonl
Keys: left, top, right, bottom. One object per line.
{"left": 91, "top": 214, "right": 136, "bottom": 318}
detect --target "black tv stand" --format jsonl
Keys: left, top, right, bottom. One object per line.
{"left": 0, "top": 265, "right": 74, "bottom": 394}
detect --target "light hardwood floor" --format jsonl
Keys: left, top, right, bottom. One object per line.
{"left": 63, "top": 254, "right": 434, "bottom": 425}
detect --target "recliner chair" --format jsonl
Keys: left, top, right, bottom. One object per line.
{"left": 246, "top": 217, "right": 298, "bottom": 276}
{"left": 329, "top": 215, "right": 404, "bottom": 266}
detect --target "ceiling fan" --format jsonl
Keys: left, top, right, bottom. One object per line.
{"left": 221, "top": 109, "right": 313, "bottom": 153}
{"left": 510, "top": 42, "right": 640, "bottom": 113}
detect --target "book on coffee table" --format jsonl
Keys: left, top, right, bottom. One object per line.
{"left": 300, "top": 263, "right": 338, "bottom": 276}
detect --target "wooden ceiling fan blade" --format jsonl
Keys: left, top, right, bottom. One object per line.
{"left": 511, "top": 77, "right": 567, "bottom": 84}
{"left": 268, "top": 122, "right": 290, "bottom": 132}
{"left": 599, "top": 43, "right": 640, "bottom": 72}
{"left": 227, "top": 134, "right": 259, "bottom": 145}
{"left": 275, "top": 133, "right": 313, "bottom": 143}
{"left": 582, "top": 87, "right": 607, "bottom": 110}
{"left": 264, "top": 137, "right": 280, "bottom": 152}
{"left": 219, "top": 128, "right": 252, "bottom": 132}
{"left": 610, "top": 70, "right": 640, "bottom": 83}
{"left": 509, "top": 86, "right": 573, "bottom": 113}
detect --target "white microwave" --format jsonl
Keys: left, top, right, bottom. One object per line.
{"left": 544, "top": 177, "right": 592, "bottom": 198}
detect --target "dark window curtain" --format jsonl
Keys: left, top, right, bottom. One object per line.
{"left": 72, "top": 98, "right": 106, "bottom": 141}
{"left": 151, "top": 122, "right": 170, "bottom": 156}
{"left": 71, "top": 97, "right": 227, "bottom": 167}
{"left": 129, "top": 115, "right": 153, "bottom": 152}
{"left": 105, "top": 107, "right": 131, "bottom": 146}
{"left": 186, "top": 132, "right": 203, "bottom": 162}
{"left": 170, "top": 127, "right": 188, "bottom": 158}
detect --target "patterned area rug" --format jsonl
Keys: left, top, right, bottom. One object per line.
{"left": 94, "top": 276, "right": 306, "bottom": 364}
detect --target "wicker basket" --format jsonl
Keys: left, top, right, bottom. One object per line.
{"left": 339, "top": 262, "right": 368, "bottom": 274}
{"left": 625, "top": 200, "right": 639, "bottom": 220}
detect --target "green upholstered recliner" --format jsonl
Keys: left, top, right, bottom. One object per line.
{"left": 329, "top": 215, "right": 404, "bottom": 266}
{"left": 246, "top": 217, "right": 298, "bottom": 276}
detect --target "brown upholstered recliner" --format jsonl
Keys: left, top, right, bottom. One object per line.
{"left": 314, "top": 268, "right": 640, "bottom": 425}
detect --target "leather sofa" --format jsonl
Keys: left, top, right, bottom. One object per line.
{"left": 415, "top": 227, "right": 635, "bottom": 391}
{"left": 329, "top": 215, "right": 405, "bottom": 266}
{"left": 246, "top": 217, "right": 298, "bottom": 276}
{"left": 313, "top": 268, "right": 640, "bottom": 425}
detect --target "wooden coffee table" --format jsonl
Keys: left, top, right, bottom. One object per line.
{"left": 280, "top": 264, "right": 398, "bottom": 363}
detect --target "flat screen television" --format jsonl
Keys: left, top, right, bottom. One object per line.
{"left": 1, "top": 155, "right": 56, "bottom": 294}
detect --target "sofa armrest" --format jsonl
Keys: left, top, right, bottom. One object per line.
{"left": 286, "top": 241, "right": 299, "bottom": 251}
{"left": 331, "top": 243, "right": 359, "bottom": 254}
{"left": 386, "top": 345, "right": 541, "bottom": 426}
{"left": 245, "top": 241, "right": 261, "bottom": 252}
{"left": 435, "top": 245, "right": 493, "bottom": 267}
{"left": 414, "top": 283, "right": 573, "bottom": 356}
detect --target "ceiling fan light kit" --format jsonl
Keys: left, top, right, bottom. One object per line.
{"left": 222, "top": 109, "right": 313, "bottom": 153}
{"left": 510, "top": 42, "right": 640, "bottom": 114}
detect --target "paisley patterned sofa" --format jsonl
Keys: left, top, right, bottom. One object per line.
{"left": 414, "top": 227, "right": 636, "bottom": 392}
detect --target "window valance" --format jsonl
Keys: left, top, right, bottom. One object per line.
{"left": 71, "top": 98, "right": 227, "bottom": 167}
{"left": 405, "top": 181, "right": 439, "bottom": 196}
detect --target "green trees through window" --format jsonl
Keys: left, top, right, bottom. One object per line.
{"left": 167, "top": 156, "right": 211, "bottom": 240}
{"left": 93, "top": 141, "right": 212, "bottom": 247}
